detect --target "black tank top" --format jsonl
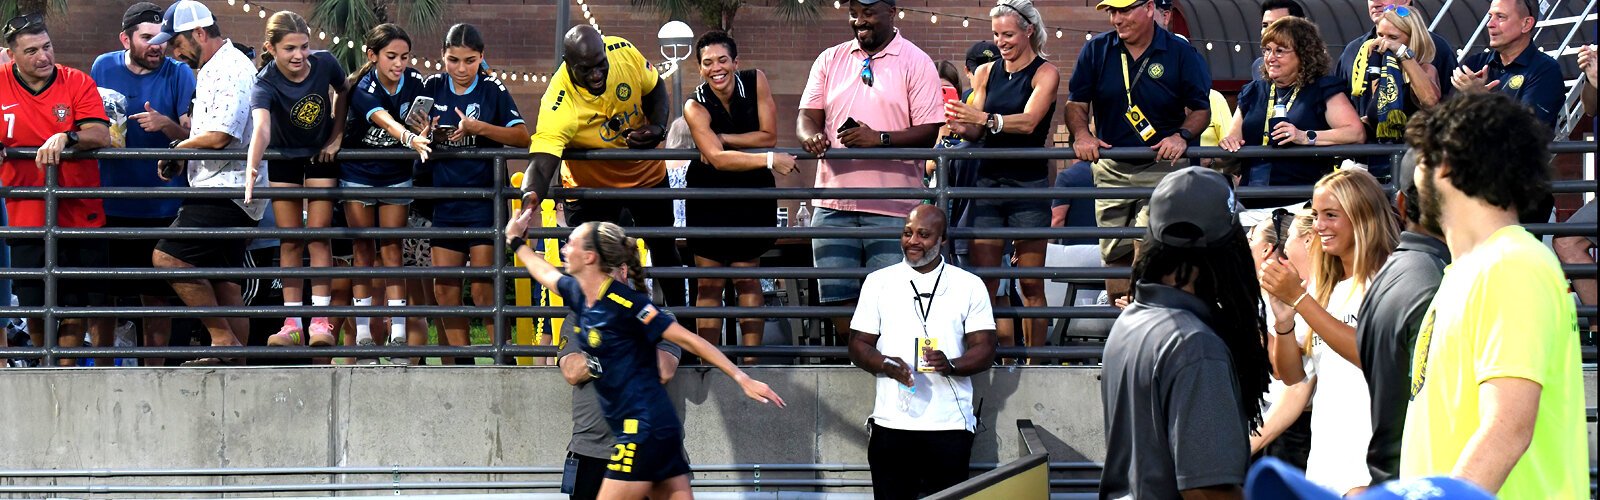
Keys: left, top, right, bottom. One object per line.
{"left": 980, "top": 56, "right": 1056, "bottom": 182}
{"left": 686, "top": 69, "right": 774, "bottom": 189}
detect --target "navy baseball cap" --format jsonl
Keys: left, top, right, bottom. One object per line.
{"left": 148, "top": 0, "right": 214, "bottom": 45}
{"left": 1247, "top": 458, "right": 1495, "bottom": 500}
{"left": 965, "top": 41, "right": 1000, "bottom": 72}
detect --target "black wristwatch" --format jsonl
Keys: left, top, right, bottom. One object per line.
{"left": 879, "top": 131, "right": 891, "bottom": 147}
{"left": 1176, "top": 128, "right": 1194, "bottom": 142}
{"left": 64, "top": 131, "right": 79, "bottom": 148}
{"left": 1306, "top": 130, "right": 1319, "bottom": 145}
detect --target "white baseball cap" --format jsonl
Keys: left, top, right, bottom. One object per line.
{"left": 148, "top": 0, "right": 214, "bottom": 45}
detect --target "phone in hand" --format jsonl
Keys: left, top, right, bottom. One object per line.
{"left": 433, "top": 124, "right": 458, "bottom": 146}
{"left": 942, "top": 86, "right": 960, "bottom": 105}
{"left": 405, "top": 96, "right": 436, "bottom": 131}
{"left": 837, "top": 117, "right": 861, "bottom": 134}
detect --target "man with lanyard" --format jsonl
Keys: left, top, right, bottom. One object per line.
{"left": 1452, "top": 0, "right": 1564, "bottom": 127}
{"left": 520, "top": 25, "right": 686, "bottom": 307}
{"left": 1067, "top": 0, "right": 1211, "bottom": 304}
{"left": 848, "top": 205, "right": 995, "bottom": 499}
{"left": 90, "top": 2, "right": 196, "bottom": 364}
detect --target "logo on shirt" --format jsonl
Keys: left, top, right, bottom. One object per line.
{"left": 636, "top": 304, "right": 658, "bottom": 324}
{"left": 1507, "top": 74, "right": 1525, "bottom": 90}
{"left": 53, "top": 104, "right": 68, "bottom": 123}
{"left": 464, "top": 103, "right": 481, "bottom": 121}
{"left": 1409, "top": 308, "right": 1436, "bottom": 399}
{"left": 587, "top": 328, "right": 602, "bottom": 348}
{"left": 290, "top": 94, "right": 327, "bottom": 130}
{"left": 616, "top": 82, "right": 633, "bottom": 101}
{"left": 1147, "top": 63, "right": 1165, "bottom": 80}
{"left": 551, "top": 90, "right": 567, "bottom": 111}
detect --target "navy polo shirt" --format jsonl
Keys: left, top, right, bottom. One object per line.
{"left": 1336, "top": 30, "right": 1457, "bottom": 104}
{"left": 1459, "top": 47, "right": 1565, "bottom": 127}
{"left": 1068, "top": 27, "right": 1211, "bottom": 148}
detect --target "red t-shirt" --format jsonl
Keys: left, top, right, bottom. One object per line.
{"left": 0, "top": 62, "right": 110, "bottom": 228}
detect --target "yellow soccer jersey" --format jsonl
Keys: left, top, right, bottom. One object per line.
{"left": 532, "top": 36, "right": 665, "bottom": 189}
{"left": 1399, "top": 226, "right": 1586, "bottom": 499}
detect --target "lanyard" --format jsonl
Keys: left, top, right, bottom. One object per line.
{"left": 1119, "top": 52, "right": 1152, "bottom": 108}
{"left": 908, "top": 262, "right": 946, "bottom": 336}
{"left": 1263, "top": 83, "right": 1302, "bottom": 144}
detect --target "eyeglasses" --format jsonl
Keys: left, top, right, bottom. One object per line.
{"left": 1384, "top": 5, "right": 1413, "bottom": 17}
{"left": 3, "top": 13, "right": 44, "bottom": 42}
{"left": 860, "top": 57, "right": 875, "bottom": 87}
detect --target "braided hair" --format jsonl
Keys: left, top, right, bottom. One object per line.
{"left": 1132, "top": 228, "right": 1273, "bottom": 430}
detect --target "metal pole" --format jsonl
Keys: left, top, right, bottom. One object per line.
{"left": 554, "top": 0, "right": 569, "bottom": 67}
{"left": 672, "top": 69, "right": 684, "bottom": 120}
{"left": 492, "top": 156, "right": 509, "bottom": 366}
{"left": 42, "top": 149, "right": 59, "bottom": 367}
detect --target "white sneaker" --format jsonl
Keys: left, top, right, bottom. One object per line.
{"left": 356, "top": 337, "right": 378, "bottom": 365}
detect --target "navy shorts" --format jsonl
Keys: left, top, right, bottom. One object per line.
{"left": 965, "top": 176, "right": 1051, "bottom": 230}
{"left": 430, "top": 217, "right": 493, "bottom": 255}
{"left": 267, "top": 158, "right": 339, "bottom": 184}
{"left": 604, "top": 428, "right": 692, "bottom": 483}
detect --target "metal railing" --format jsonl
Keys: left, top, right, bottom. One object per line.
{"left": 0, "top": 142, "right": 1594, "bottom": 365}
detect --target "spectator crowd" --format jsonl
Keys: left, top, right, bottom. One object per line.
{"left": 0, "top": 0, "right": 1595, "bottom": 498}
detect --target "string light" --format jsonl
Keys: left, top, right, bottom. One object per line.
{"left": 830, "top": 4, "right": 1267, "bottom": 55}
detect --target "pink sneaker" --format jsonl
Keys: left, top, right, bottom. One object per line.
{"left": 307, "top": 318, "right": 335, "bottom": 347}
{"left": 267, "top": 320, "right": 304, "bottom": 347}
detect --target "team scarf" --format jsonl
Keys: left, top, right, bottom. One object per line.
{"left": 1367, "top": 52, "right": 1411, "bottom": 143}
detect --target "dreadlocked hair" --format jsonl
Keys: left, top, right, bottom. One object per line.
{"left": 1132, "top": 228, "right": 1272, "bottom": 430}
{"left": 587, "top": 222, "right": 647, "bottom": 292}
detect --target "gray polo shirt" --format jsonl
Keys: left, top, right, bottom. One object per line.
{"left": 1354, "top": 231, "right": 1449, "bottom": 484}
{"left": 1101, "top": 283, "right": 1249, "bottom": 499}
{"left": 558, "top": 314, "right": 682, "bottom": 459}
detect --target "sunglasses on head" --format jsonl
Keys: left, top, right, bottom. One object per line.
{"left": 1384, "top": 5, "right": 1413, "bottom": 17}
{"left": 3, "top": 13, "right": 44, "bottom": 41}
{"left": 860, "top": 57, "right": 875, "bottom": 87}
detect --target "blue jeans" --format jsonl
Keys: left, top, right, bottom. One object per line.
{"left": 810, "top": 207, "right": 904, "bottom": 304}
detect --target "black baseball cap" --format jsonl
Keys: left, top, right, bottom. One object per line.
{"left": 122, "top": 2, "right": 163, "bottom": 31}
{"left": 1154, "top": 0, "right": 1173, "bottom": 10}
{"left": 1148, "top": 167, "right": 1240, "bottom": 248}
{"left": 965, "top": 41, "right": 1000, "bottom": 72}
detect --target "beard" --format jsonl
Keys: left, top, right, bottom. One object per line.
{"left": 1417, "top": 167, "right": 1446, "bottom": 237}
{"left": 904, "top": 246, "right": 941, "bottom": 268}
{"left": 133, "top": 49, "right": 164, "bottom": 71}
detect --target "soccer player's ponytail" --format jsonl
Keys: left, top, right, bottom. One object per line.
{"left": 589, "top": 222, "right": 648, "bottom": 292}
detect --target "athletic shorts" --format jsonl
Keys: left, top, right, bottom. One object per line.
{"left": 430, "top": 217, "right": 493, "bottom": 255}
{"left": 341, "top": 178, "right": 414, "bottom": 206}
{"left": 603, "top": 428, "right": 692, "bottom": 483}
{"left": 9, "top": 238, "right": 110, "bottom": 307}
{"left": 966, "top": 176, "right": 1051, "bottom": 230}
{"left": 154, "top": 199, "right": 257, "bottom": 269}
{"left": 267, "top": 158, "right": 340, "bottom": 184}
{"left": 105, "top": 215, "right": 179, "bottom": 297}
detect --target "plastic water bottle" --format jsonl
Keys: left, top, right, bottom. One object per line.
{"left": 1269, "top": 103, "right": 1290, "bottom": 148}
{"left": 776, "top": 206, "right": 789, "bottom": 227}
{"left": 795, "top": 202, "right": 812, "bottom": 227}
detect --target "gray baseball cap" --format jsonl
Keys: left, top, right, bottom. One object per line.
{"left": 1148, "top": 167, "right": 1240, "bottom": 248}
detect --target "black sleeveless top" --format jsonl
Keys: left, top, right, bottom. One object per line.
{"left": 980, "top": 56, "right": 1056, "bottom": 183}
{"left": 685, "top": 69, "right": 776, "bottom": 264}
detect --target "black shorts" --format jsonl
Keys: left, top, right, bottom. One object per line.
{"left": 105, "top": 215, "right": 179, "bottom": 297}
{"left": 9, "top": 238, "right": 110, "bottom": 307}
{"left": 154, "top": 199, "right": 258, "bottom": 269}
{"left": 566, "top": 452, "right": 609, "bottom": 500}
{"left": 267, "top": 158, "right": 340, "bottom": 184}
{"left": 603, "top": 428, "right": 692, "bottom": 483}
{"left": 430, "top": 217, "right": 493, "bottom": 255}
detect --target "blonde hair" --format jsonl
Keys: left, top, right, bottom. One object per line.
{"left": 260, "top": 11, "right": 311, "bottom": 70}
{"left": 991, "top": 0, "right": 1047, "bottom": 57}
{"left": 1381, "top": 9, "right": 1436, "bottom": 64}
{"left": 585, "top": 221, "right": 647, "bottom": 292}
{"left": 1306, "top": 169, "right": 1399, "bottom": 306}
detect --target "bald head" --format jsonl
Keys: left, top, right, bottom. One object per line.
{"left": 563, "top": 25, "right": 610, "bottom": 96}
{"left": 909, "top": 205, "right": 948, "bottom": 240}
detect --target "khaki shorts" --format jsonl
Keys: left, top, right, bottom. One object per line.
{"left": 1092, "top": 158, "right": 1186, "bottom": 262}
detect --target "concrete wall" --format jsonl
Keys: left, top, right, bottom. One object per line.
{"left": 0, "top": 366, "right": 1593, "bottom": 498}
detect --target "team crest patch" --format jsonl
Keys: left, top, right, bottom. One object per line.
{"left": 616, "top": 83, "right": 633, "bottom": 101}
{"left": 53, "top": 104, "right": 68, "bottom": 123}
{"left": 1507, "top": 74, "right": 1525, "bottom": 90}
{"left": 1147, "top": 63, "right": 1165, "bottom": 79}
{"left": 587, "top": 328, "right": 602, "bottom": 347}
{"left": 290, "top": 94, "right": 327, "bottom": 129}
{"left": 636, "top": 304, "right": 659, "bottom": 323}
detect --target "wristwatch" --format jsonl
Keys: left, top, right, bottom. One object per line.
{"left": 1394, "top": 45, "right": 1414, "bottom": 61}
{"left": 64, "top": 131, "right": 79, "bottom": 148}
{"left": 1306, "top": 130, "right": 1319, "bottom": 145}
{"left": 1176, "top": 128, "right": 1195, "bottom": 142}
{"left": 879, "top": 131, "right": 891, "bottom": 147}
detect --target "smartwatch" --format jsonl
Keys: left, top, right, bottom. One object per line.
{"left": 1176, "top": 128, "right": 1195, "bottom": 142}
{"left": 1306, "top": 130, "right": 1319, "bottom": 145}
{"left": 879, "top": 131, "right": 891, "bottom": 147}
{"left": 64, "top": 131, "right": 80, "bottom": 148}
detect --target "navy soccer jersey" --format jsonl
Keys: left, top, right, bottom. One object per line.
{"left": 419, "top": 72, "right": 525, "bottom": 224}
{"left": 90, "top": 51, "right": 195, "bottom": 219}
{"left": 251, "top": 51, "right": 347, "bottom": 149}
{"left": 343, "top": 66, "right": 427, "bottom": 186}
{"left": 555, "top": 275, "right": 681, "bottom": 439}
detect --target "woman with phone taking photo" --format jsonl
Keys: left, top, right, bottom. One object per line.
{"left": 419, "top": 23, "right": 531, "bottom": 363}
{"left": 246, "top": 11, "right": 349, "bottom": 349}
{"left": 940, "top": 0, "right": 1058, "bottom": 361}
{"left": 340, "top": 23, "right": 434, "bottom": 354}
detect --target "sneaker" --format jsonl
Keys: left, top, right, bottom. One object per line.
{"left": 267, "top": 321, "right": 304, "bottom": 347}
{"left": 307, "top": 318, "right": 335, "bottom": 347}
{"left": 356, "top": 336, "right": 378, "bottom": 365}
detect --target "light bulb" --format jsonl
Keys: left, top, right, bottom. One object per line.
{"left": 1084, "top": 32, "right": 1091, "bottom": 41}
{"left": 242, "top": 3, "right": 250, "bottom": 12}
{"left": 333, "top": 36, "right": 340, "bottom": 44}
{"left": 1205, "top": 42, "right": 1213, "bottom": 50}
{"left": 318, "top": 32, "right": 326, "bottom": 40}
{"left": 898, "top": 10, "right": 904, "bottom": 19}
{"left": 834, "top": 0, "right": 841, "bottom": 8}
{"left": 962, "top": 18, "right": 969, "bottom": 27}
{"left": 930, "top": 14, "right": 937, "bottom": 23}
{"left": 1234, "top": 43, "right": 1242, "bottom": 52}
{"left": 258, "top": 9, "right": 265, "bottom": 18}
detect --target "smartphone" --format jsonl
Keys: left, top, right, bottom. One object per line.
{"left": 432, "top": 124, "right": 458, "bottom": 146}
{"left": 405, "top": 96, "right": 435, "bottom": 130}
{"left": 837, "top": 117, "right": 861, "bottom": 133}
{"left": 941, "top": 86, "right": 960, "bottom": 105}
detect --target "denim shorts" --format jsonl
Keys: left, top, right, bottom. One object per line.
{"left": 810, "top": 207, "right": 905, "bottom": 304}
{"left": 341, "top": 179, "right": 413, "bottom": 206}
{"left": 966, "top": 176, "right": 1051, "bottom": 229}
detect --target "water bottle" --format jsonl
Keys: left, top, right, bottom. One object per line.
{"left": 1269, "top": 103, "right": 1290, "bottom": 148}
{"left": 776, "top": 206, "right": 789, "bottom": 228}
{"left": 795, "top": 202, "right": 812, "bottom": 227}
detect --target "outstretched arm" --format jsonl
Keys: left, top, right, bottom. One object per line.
{"left": 660, "top": 323, "right": 785, "bottom": 407}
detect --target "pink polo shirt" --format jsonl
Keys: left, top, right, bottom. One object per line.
{"left": 800, "top": 31, "right": 944, "bottom": 218}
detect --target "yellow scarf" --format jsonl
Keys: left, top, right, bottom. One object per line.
{"left": 1350, "top": 39, "right": 1380, "bottom": 97}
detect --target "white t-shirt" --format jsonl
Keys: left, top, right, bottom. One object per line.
{"left": 1304, "top": 278, "right": 1373, "bottom": 494}
{"left": 851, "top": 258, "right": 995, "bottom": 432}
{"left": 189, "top": 40, "right": 268, "bottom": 220}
